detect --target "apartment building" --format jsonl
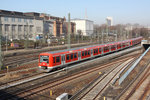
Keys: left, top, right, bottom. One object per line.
{"left": 40, "top": 13, "right": 76, "bottom": 37}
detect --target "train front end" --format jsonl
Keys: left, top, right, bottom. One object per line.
{"left": 39, "top": 53, "right": 53, "bottom": 72}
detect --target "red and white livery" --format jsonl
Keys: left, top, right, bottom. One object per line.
{"left": 39, "top": 37, "right": 142, "bottom": 72}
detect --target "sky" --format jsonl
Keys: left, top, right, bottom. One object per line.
{"left": 0, "top": 0, "right": 150, "bottom": 26}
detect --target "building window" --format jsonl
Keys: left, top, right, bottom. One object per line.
{"left": 12, "top": 25, "right": 16, "bottom": 32}
{"left": 18, "top": 18, "right": 21, "bottom": 22}
{"left": 4, "top": 17, "right": 9, "bottom": 22}
{"left": 18, "top": 26, "right": 22, "bottom": 32}
{"left": 29, "top": 19, "right": 32, "bottom": 23}
{"left": 24, "top": 25, "right": 28, "bottom": 32}
{"left": 36, "top": 27, "right": 41, "bottom": 33}
{"left": 29, "top": 26, "right": 33, "bottom": 32}
{"left": 11, "top": 18, "right": 15, "bottom": 22}
{"left": 24, "top": 19, "right": 27, "bottom": 22}
{"left": 5, "top": 25, "right": 9, "bottom": 32}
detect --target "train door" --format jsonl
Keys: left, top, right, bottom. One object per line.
{"left": 61, "top": 54, "right": 65, "bottom": 65}
{"left": 102, "top": 47, "right": 103, "bottom": 54}
{"left": 78, "top": 51, "right": 81, "bottom": 60}
{"left": 91, "top": 49, "right": 93, "bottom": 57}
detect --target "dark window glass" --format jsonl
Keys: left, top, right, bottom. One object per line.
{"left": 40, "top": 55, "right": 49, "bottom": 63}
{"left": 99, "top": 48, "right": 101, "bottom": 52}
{"left": 56, "top": 56, "right": 60, "bottom": 63}
{"left": 96, "top": 49, "right": 98, "bottom": 53}
{"left": 104, "top": 47, "right": 108, "bottom": 51}
{"left": 74, "top": 53, "right": 77, "bottom": 58}
{"left": 67, "top": 54, "right": 70, "bottom": 60}
{"left": 71, "top": 54, "right": 73, "bottom": 59}
{"left": 85, "top": 51, "right": 87, "bottom": 56}
{"left": 82, "top": 51, "right": 85, "bottom": 56}
{"left": 88, "top": 50, "right": 90, "bottom": 55}
{"left": 94, "top": 49, "right": 96, "bottom": 54}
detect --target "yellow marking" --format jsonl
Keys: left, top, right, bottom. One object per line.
{"left": 99, "top": 72, "right": 102, "bottom": 74}
{"left": 50, "top": 90, "right": 52, "bottom": 96}
{"left": 104, "top": 96, "right": 105, "bottom": 100}
{"left": 6, "top": 66, "right": 8, "bottom": 69}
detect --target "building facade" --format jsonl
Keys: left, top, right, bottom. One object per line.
{"left": 106, "top": 17, "right": 113, "bottom": 26}
{"left": 0, "top": 10, "right": 44, "bottom": 41}
{"left": 71, "top": 19, "right": 93, "bottom": 36}
{"left": 40, "top": 13, "right": 76, "bottom": 37}
{"left": 0, "top": 9, "right": 76, "bottom": 41}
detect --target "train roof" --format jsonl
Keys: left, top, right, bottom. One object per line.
{"left": 40, "top": 37, "right": 141, "bottom": 55}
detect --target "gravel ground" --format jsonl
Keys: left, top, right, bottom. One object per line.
{"left": 100, "top": 49, "right": 150, "bottom": 100}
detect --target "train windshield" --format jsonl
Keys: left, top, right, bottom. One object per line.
{"left": 40, "top": 55, "right": 49, "bottom": 63}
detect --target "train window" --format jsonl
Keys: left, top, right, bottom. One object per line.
{"left": 82, "top": 51, "right": 85, "bottom": 56}
{"left": 94, "top": 49, "right": 96, "bottom": 54}
{"left": 96, "top": 49, "right": 98, "bottom": 53}
{"left": 74, "top": 53, "right": 77, "bottom": 58}
{"left": 88, "top": 50, "right": 90, "bottom": 55}
{"left": 99, "top": 48, "right": 101, "bottom": 52}
{"left": 71, "top": 54, "right": 74, "bottom": 59}
{"left": 104, "top": 47, "right": 108, "bottom": 51}
{"left": 40, "top": 55, "right": 49, "bottom": 63}
{"left": 56, "top": 56, "right": 60, "bottom": 63}
{"left": 53, "top": 57, "right": 55, "bottom": 63}
{"left": 85, "top": 51, "right": 87, "bottom": 56}
{"left": 67, "top": 54, "right": 70, "bottom": 60}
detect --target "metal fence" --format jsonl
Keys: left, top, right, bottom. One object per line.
{"left": 119, "top": 47, "right": 150, "bottom": 85}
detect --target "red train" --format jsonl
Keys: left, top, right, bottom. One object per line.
{"left": 39, "top": 37, "right": 142, "bottom": 72}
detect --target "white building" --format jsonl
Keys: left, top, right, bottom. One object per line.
{"left": 106, "top": 17, "right": 113, "bottom": 26}
{"left": 71, "top": 19, "right": 93, "bottom": 36}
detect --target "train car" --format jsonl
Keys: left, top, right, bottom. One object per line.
{"left": 39, "top": 37, "right": 142, "bottom": 72}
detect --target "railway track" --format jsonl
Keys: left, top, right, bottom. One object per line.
{"left": 122, "top": 62, "right": 150, "bottom": 100}
{"left": 3, "top": 42, "right": 93, "bottom": 68}
{"left": 0, "top": 56, "right": 136, "bottom": 100}
{"left": 3, "top": 53, "right": 39, "bottom": 67}
{"left": 73, "top": 59, "right": 134, "bottom": 100}
{"left": 113, "top": 47, "right": 150, "bottom": 100}
{"left": 0, "top": 72, "right": 43, "bottom": 88}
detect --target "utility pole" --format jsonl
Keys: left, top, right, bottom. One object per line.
{"left": 25, "top": 22, "right": 28, "bottom": 49}
{"left": 115, "top": 30, "right": 118, "bottom": 42}
{"left": 98, "top": 30, "right": 100, "bottom": 44}
{"left": 0, "top": 16, "right": 3, "bottom": 70}
{"left": 102, "top": 29, "right": 104, "bottom": 44}
{"left": 67, "top": 13, "right": 71, "bottom": 49}
{"left": 120, "top": 26, "right": 123, "bottom": 41}
{"left": 106, "top": 25, "right": 109, "bottom": 43}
